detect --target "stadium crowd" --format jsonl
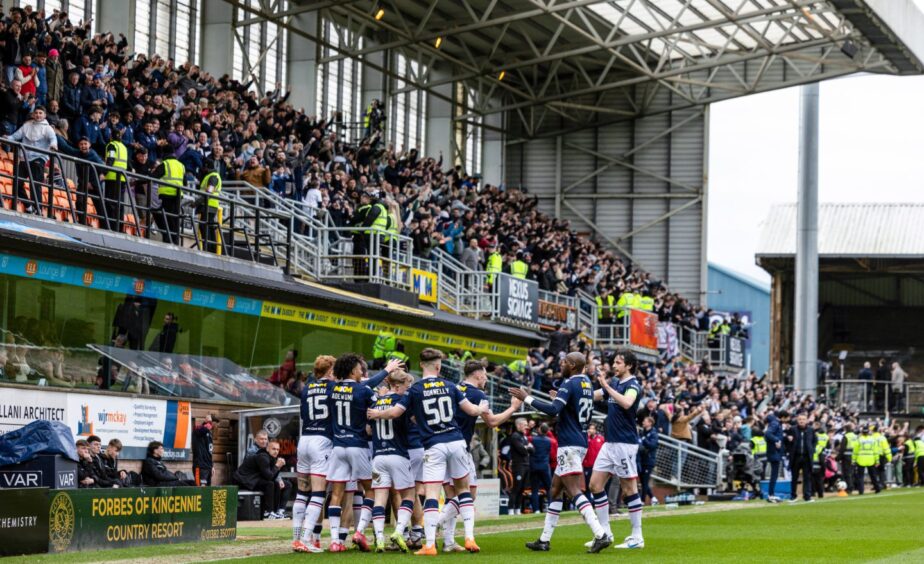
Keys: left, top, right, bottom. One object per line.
{"left": 0, "top": 3, "right": 708, "bottom": 335}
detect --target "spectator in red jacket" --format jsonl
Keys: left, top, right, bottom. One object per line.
{"left": 270, "top": 349, "right": 298, "bottom": 386}
{"left": 583, "top": 422, "right": 605, "bottom": 490}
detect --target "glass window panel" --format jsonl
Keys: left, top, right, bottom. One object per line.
{"left": 134, "top": 0, "right": 152, "bottom": 54}
{"left": 154, "top": 0, "right": 171, "bottom": 58}
{"left": 175, "top": 0, "right": 192, "bottom": 64}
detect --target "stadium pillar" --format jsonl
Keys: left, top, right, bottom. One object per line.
{"left": 200, "top": 0, "right": 234, "bottom": 79}
{"left": 793, "top": 82, "right": 819, "bottom": 394}
{"left": 286, "top": 10, "right": 318, "bottom": 114}
{"left": 481, "top": 112, "right": 504, "bottom": 187}
{"left": 425, "top": 68, "right": 452, "bottom": 166}
{"left": 96, "top": 0, "right": 134, "bottom": 48}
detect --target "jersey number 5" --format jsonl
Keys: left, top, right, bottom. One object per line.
{"left": 422, "top": 396, "right": 453, "bottom": 425}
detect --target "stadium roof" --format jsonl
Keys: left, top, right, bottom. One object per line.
{"left": 230, "top": 0, "right": 924, "bottom": 136}
{"left": 756, "top": 203, "right": 924, "bottom": 259}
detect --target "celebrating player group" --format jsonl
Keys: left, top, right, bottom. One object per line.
{"left": 290, "top": 346, "right": 645, "bottom": 555}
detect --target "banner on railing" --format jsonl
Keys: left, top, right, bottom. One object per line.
{"left": 497, "top": 275, "right": 538, "bottom": 326}
{"left": 657, "top": 322, "right": 679, "bottom": 358}
{"left": 629, "top": 309, "right": 658, "bottom": 351}
{"left": 537, "top": 300, "right": 576, "bottom": 329}
{"left": 726, "top": 336, "right": 745, "bottom": 369}
{"left": 411, "top": 268, "right": 438, "bottom": 303}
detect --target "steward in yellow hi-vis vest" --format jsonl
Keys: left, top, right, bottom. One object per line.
{"left": 102, "top": 129, "right": 128, "bottom": 232}
{"left": 853, "top": 426, "right": 881, "bottom": 495}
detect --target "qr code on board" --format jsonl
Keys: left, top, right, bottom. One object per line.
{"left": 212, "top": 489, "right": 227, "bottom": 526}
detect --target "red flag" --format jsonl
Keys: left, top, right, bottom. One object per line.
{"left": 630, "top": 309, "right": 658, "bottom": 350}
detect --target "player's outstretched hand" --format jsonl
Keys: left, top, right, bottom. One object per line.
{"left": 508, "top": 387, "right": 528, "bottom": 401}
{"left": 511, "top": 396, "right": 523, "bottom": 410}
{"left": 367, "top": 408, "right": 380, "bottom": 420}
{"left": 384, "top": 357, "right": 404, "bottom": 374}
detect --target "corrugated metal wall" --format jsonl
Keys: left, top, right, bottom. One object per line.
{"left": 505, "top": 92, "right": 706, "bottom": 302}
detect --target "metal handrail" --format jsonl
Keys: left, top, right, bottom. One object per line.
{"left": 828, "top": 378, "right": 924, "bottom": 415}
{"left": 0, "top": 138, "right": 294, "bottom": 272}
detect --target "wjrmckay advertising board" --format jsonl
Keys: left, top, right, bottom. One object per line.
{"left": 0, "top": 388, "right": 191, "bottom": 460}
{"left": 46, "top": 486, "right": 237, "bottom": 553}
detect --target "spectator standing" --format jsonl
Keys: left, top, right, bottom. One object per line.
{"left": 1, "top": 79, "right": 28, "bottom": 134}
{"left": 8, "top": 105, "right": 57, "bottom": 214}
{"left": 764, "top": 410, "right": 786, "bottom": 502}
{"left": 874, "top": 359, "right": 890, "bottom": 411}
{"left": 61, "top": 72, "right": 83, "bottom": 121}
{"left": 44, "top": 49, "right": 64, "bottom": 103}
{"left": 786, "top": 413, "right": 816, "bottom": 502}
{"left": 461, "top": 238, "right": 483, "bottom": 271}
{"left": 638, "top": 416, "right": 659, "bottom": 505}
{"left": 149, "top": 312, "right": 180, "bottom": 353}
{"left": 153, "top": 144, "right": 186, "bottom": 244}
{"left": 506, "top": 418, "right": 531, "bottom": 515}
{"left": 192, "top": 414, "right": 217, "bottom": 486}
{"left": 270, "top": 350, "right": 298, "bottom": 386}
{"left": 547, "top": 324, "right": 582, "bottom": 363}
{"left": 233, "top": 439, "right": 288, "bottom": 519}
{"left": 15, "top": 54, "right": 38, "bottom": 98}
{"left": 529, "top": 423, "right": 552, "bottom": 514}
{"left": 583, "top": 422, "right": 605, "bottom": 491}
{"left": 891, "top": 362, "right": 907, "bottom": 411}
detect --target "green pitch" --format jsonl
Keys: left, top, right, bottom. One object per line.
{"left": 4, "top": 489, "right": 923, "bottom": 563}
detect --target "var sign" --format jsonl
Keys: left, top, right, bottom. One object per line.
{"left": 0, "top": 470, "right": 41, "bottom": 488}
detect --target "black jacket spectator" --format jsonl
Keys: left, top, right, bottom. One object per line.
{"left": 233, "top": 448, "right": 279, "bottom": 488}
{"left": 142, "top": 449, "right": 194, "bottom": 487}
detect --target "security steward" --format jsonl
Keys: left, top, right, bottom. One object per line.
{"left": 153, "top": 144, "right": 186, "bottom": 245}
{"left": 197, "top": 161, "right": 223, "bottom": 253}
{"left": 811, "top": 421, "right": 829, "bottom": 498}
{"left": 350, "top": 191, "right": 388, "bottom": 278}
{"left": 386, "top": 341, "right": 410, "bottom": 367}
{"left": 840, "top": 423, "right": 859, "bottom": 492}
{"left": 486, "top": 243, "right": 502, "bottom": 286}
{"left": 103, "top": 128, "right": 129, "bottom": 232}
{"left": 853, "top": 425, "right": 880, "bottom": 495}
{"left": 915, "top": 426, "right": 924, "bottom": 486}
{"left": 596, "top": 287, "right": 616, "bottom": 324}
{"left": 750, "top": 425, "right": 768, "bottom": 478}
{"left": 372, "top": 329, "right": 396, "bottom": 370}
{"left": 638, "top": 290, "right": 655, "bottom": 312}
{"left": 509, "top": 251, "right": 529, "bottom": 279}
{"left": 616, "top": 289, "right": 635, "bottom": 319}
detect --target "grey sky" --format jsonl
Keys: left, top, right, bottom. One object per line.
{"left": 707, "top": 71, "right": 924, "bottom": 283}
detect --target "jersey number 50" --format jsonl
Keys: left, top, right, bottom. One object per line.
{"left": 422, "top": 396, "right": 454, "bottom": 425}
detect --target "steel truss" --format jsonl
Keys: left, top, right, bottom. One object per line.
{"left": 224, "top": 0, "right": 906, "bottom": 139}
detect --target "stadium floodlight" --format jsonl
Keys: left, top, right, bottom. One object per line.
{"left": 374, "top": 8, "right": 385, "bottom": 21}
{"left": 497, "top": 70, "right": 505, "bottom": 81}
{"left": 434, "top": 37, "right": 442, "bottom": 49}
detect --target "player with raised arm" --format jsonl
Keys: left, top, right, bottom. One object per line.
{"left": 586, "top": 349, "right": 644, "bottom": 549}
{"left": 293, "top": 355, "right": 401, "bottom": 553}
{"left": 368, "top": 348, "right": 486, "bottom": 555}
{"left": 369, "top": 370, "right": 417, "bottom": 553}
{"left": 438, "top": 360, "right": 523, "bottom": 552}
{"left": 509, "top": 351, "right": 611, "bottom": 554}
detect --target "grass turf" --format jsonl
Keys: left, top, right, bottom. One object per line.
{"left": 4, "top": 489, "right": 923, "bottom": 563}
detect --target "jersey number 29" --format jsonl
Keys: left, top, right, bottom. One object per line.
{"left": 422, "top": 396, "right": 453, "bottom": 425}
